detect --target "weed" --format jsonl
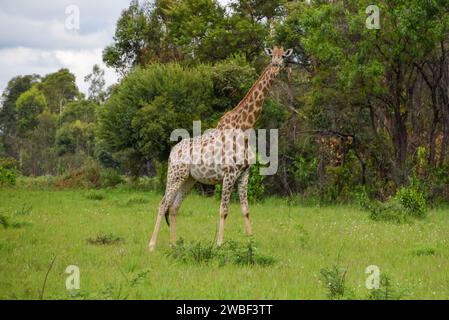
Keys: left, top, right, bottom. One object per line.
{"left": 125, "top": 196, "right": 149, "bottom": 206}
{"left": 295, "top": 224, "right": 310, "bottom": 248}
{"left": 367, "top": 274, "right": 406, "bottom": 300}
{"left": 415, "top": 247, "right": 438, "bottom": 256}
{"left": 320, "top": 264, "right": 347, "bottom": 299}
{"left": 0, "top": 214, "right": 30, "bottom": 229}
{"left": 166, "top": 238, "right": 275, "bottom": 267}
{"left": 87, "top": 233, "right": 124, "bottom": 245}
{"left": 14, "top": 204, "right": 32, "bottom": 216}
{"left": 84, "top": 191, "right": 106, "bottom": 201}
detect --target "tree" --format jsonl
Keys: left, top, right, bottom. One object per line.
{"left": 15, "top": 86, "right": 47, "bottom": 134}
{"left": 0, "top": 74, "right": 40, "bottom": 157}
{"left": 84, "top": 65, "right": 106, "bottom": 103}
{"left": 38, "top": 68, "right": 79, "bottom": 115}
{"left": 96, "top": 59, "right": 255, "bottom": 176}
{"left": 103, "top": 0, "right": 164, "bottom": 75}
{"left": 276, "top": 0, "right": 449, "bottom": 186}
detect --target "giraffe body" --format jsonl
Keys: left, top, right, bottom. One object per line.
{"left": 148, "top": 47, "right": 292, "bottom": 251}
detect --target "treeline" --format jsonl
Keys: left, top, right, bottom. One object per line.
{"left": 1, "top": 0, "right": 449, "bottom": 204}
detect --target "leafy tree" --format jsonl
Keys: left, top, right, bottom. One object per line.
{"left": 38, "top": 68, "right": 79, "bottom": 114}
{"left": 97, "top": 60, "right": 255, "bottom": 176}
{"left": 0, "top": 74, "right": 40, "bottom": 157}
{"left": 276, "top": 0, "right": 449, "bottom": 186}
{"left": 15, "top": 86, "right": 47, "bottom": 134}
{"left": 103, "top": 0, "right": 165, "bottom": 74}
{"left": 61, "top": 100, "right": 96, "bottom": 124}
{"left": 84, "top": 64, "right": 106, "bottom": 103}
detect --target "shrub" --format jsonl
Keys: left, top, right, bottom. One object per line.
{"left": 87, "top": 232, "right": 124, "bottom": 245}
{"left": 363, "top": 184, "right": 427, "bottom": 223}
{"left": 214, "top": 163, "right": 265, "bottom": 203}
{"left": 84, "top": 190, "right": 106, "bottom": 200}
{"left": 125, "top": 196, "right": 149, "bottom": 206}
{"left": 368, "top": 201, "right": 409, "bottom": 223}
{"left": 247, "top": 163, "right": 265, "bottom": 203}
{"left": 57, "top": 158, "right": 101, "bottom": 188}
{"left": 166, "top": 238, "right": 275, "bottom": 266}
{"left": 320, "top": 265, "right": 348, "bottom": 299}
{"left": 0, "top": 157, "right": 18, "bottom": 186}
{"left": 367, "top": 274, "right": 406, "bottom": 300}
{"left": 100, "top": 168, "right": 124, "bottom": 187}
{"left": 395, "top": 186, "right": 426, "bottom": 218}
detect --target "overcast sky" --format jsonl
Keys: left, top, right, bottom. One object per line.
{"left": 0, "top": 0, "right": 230, "bottom": 95}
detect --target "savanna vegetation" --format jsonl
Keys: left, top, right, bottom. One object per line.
{"left": 1, "top": 0, "right": 449, "bottom": 300}
{"left": 1, "top": 188, "right": 449, "bottom": 299}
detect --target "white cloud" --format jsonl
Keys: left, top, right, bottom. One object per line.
{"left": 0, "top": 47, "right": 118, "bottom": 94}
{"left": 0, "top": 8, "right": 112, "bottom": 50}
{"left": 0, "top": 0, "right": 128, "bottom": 94}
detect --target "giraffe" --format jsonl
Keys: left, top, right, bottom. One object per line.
{"left": 148, "top": 46, "right": 293, "bottom": 251}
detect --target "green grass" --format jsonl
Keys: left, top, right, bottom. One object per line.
{"left": 1, "top": 187, "right": 449, "bottom": 299}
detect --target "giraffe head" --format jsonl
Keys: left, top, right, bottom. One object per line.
{"left": 264, "top": 46, "right": 293, "bottom": 68}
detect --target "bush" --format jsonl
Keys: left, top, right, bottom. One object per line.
{"left": 87, "top": 232, "right": 124, "bottom": 245}
{"left": 100, "top": 168, "right": 124, "bottom": 187}
{"left": 0, "top": 157, "right": 18, "bottom": 186}
{"left": 363, "top": 184, "right": 427, "bottom": 223}
{"left": 84, "top": 190, "right": 106, "bottom": 200}
{"left": 320, "top": 265, "right": 348, "bottom": 299}
{"left": 214, "top": 163, "right": 265, "bottom": 203}
{"left": 367, "top": 274, "right": 406, "bottom": 300}
{"left": 395, "top": 186, "right": 426, "bottom": 218}
{"left": 166, "top": 239, "right": 275, "bottom": 267}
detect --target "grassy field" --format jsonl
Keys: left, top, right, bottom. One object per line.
{"left": 1, "top": 187, "right": 449, "bottom": 300}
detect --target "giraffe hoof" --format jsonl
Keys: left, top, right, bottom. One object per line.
{"left": 148, "top": 243, "right": 156, "bottom": 252}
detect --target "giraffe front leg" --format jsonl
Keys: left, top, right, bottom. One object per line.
{"left": 238, "top": 168, "right": 252, "bottom": 236}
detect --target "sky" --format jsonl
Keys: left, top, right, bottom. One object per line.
{"left": 0, "top": 0, "right": 231, "bottom": 95}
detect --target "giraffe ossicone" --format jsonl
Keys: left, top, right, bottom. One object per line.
{"left": 148, "top": 46, "right": 293, "bottom": 251}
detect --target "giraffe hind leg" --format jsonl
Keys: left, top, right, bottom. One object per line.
{"left": 169, "top": 177, "right": 196, "bottom": 246}
{"left": 149, "top": 166, "right": 190, "bottom": 251}
{"left": 237, "top": 168, "right": 252, "bottom": 235}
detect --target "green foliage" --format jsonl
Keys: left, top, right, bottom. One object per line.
{"left": 87, "top": 232, "right": 124, "bottom": 245}
{"left": 292, "top": 155, "right": 319, "bottom": 191}
{"left": 97, "top": 61, "right": 255, "bottom": 175}
{"left": 414, "top": 246, "right": 438, "bottom": 257}
{"left": 166, "top": 238, "right": 275, "bottom": 266}
{"left": 61, "top": 100, "right": 96, "bottom": 124}
{"left": 0, "top": 157, "right": 18, "bottom": 185}
{"left": 38, "top": 68, "right": 79, "bottom": 113}
{"left": 84, "top": 64, "right": 106, "bottom": 103}
{"left": 57, "top": 158, "right": 102, "bottom": 188}
{"left": 124, "top": 196, "right": 149, "bottom": 206}
{"left": 100, "top": 168, "right": 124, "bottom": 187}
{"left": 0, "top": 74, "right": 39, "bottom": 156}
{"left": 365, "top": 185, "right": 427, "bottom": 223}
{"left": 395, "top": 186, "right": 427, "bottom": 218}
{"left": 320, "top": 264, "right": 348, "bottom": 300}
{"left": 218, "top": 239, "right": 276, "bottom": 267}
{"left": 15, "top": 86, "right": 47, "bottom": 134}
{"left": 247, "top": 163, "right": 265, "bottom": 202}
{"left": 84, "top": 190, "right": 106, "bottom": 201}
{"left": 367, "top": 201, "right": 410, "bottom": 224}
{"left": 102, "top": 0, "right": 277, "bottom": 72}
{"left": 367, "top": 274, "right": 406, "bottom": 300}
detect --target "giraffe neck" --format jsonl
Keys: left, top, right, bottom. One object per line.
{"left": 217, "top": 64, "right": 280, "bottom": 131}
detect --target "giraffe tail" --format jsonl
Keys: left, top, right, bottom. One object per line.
{"left": 164, "top": 207, "right": 170, "bottom": 226}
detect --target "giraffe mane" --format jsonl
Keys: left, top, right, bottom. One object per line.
{"left": 217, "top": 64, "right": 272, "bottom": 125}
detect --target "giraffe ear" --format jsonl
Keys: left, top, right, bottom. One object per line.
{"left": 264, "top": 48, "right": 273, "bottom": 56}
{"left": 284, "top": 48, "right": 293, "bottom": 57}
